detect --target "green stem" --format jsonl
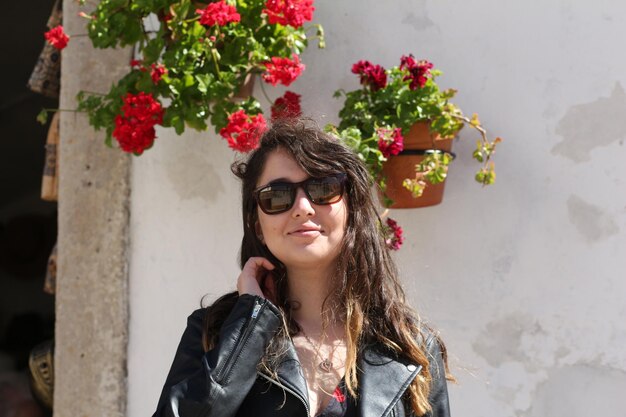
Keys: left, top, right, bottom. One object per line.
{"left": 81, "top": 90, "right": 107, "bottom": 96}
{"left": 210, "top": 48, "right": 222, "bottom": 80}
{"left": 44, "top": 108, "right": 85, "bottom": 113}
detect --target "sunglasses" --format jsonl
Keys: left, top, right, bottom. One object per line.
{"left": 254, "top": 173, "right": 347, "bottom": 215}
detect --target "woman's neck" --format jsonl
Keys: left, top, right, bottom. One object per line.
{"left": 286, "top": 265, "right": 337, "bottom": 332}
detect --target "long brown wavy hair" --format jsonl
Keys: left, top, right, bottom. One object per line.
{"left": 202, "top": 118, "right": 449, "bottom": 415}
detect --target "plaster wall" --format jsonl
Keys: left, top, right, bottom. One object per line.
{"left": 127, "top": 1, "right": 626, "bottom": 416}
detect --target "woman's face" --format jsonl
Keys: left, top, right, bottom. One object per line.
{"left": 255, "top": 149, "right": 348, "bottom": 272}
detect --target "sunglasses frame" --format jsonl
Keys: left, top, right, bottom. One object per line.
{"left": 254, "top": 173, "right": 347, "bottom": 215}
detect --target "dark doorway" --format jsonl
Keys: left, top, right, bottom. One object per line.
{"left": 1, "top": 1, "right": 58, "bottom": 415}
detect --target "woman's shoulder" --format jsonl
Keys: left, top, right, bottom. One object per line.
{"left": 412, "top": 322, "right": 448, "bottom": 363}
{"left": 185, "top": 291, "right": 240, "bottom": 330}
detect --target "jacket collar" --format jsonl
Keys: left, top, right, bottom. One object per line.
{"left": 270, "top": 340, "right": 422, "bottom": 417}
{"left": 358, "top": 345, "right": 422, "bottom": 417}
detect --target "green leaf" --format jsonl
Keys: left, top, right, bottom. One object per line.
{"left": 195, "top": 73, "right": 212, "bottom": 93}
{"left": 173, "top": 115, "right": 185, "bottom": 134}
{"left": 36, "top": 109, "right": 49, "bottom": 125}
{"left": 183, "top": 73, "right": 195, "bottom": 87}
{"left": 142, "top": 37, "right": 165, "bottom": 63}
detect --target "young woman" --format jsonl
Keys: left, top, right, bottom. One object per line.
{"left": 153, "top": 119, "right": 452, "bottom": 417}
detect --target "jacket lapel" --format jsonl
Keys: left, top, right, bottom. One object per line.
{"left": 272, "top": 337, "right": 310, "bottom": 406}
{"left": 358, "top": 346, "right": 422, "bottom": 417}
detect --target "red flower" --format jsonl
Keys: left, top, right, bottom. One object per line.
{"left": 130, "top": 59, "right": 148, "bottom": 72}
{"left": 262, "top": 54, "right": 305, "bottom": 86}
{"left": 264, "top": 0, "right": 314, "bottom": 28}
{"left": 112, "top": 92, "right": 164, "bottom": 154}
{"left": 44, "top": 26, "right": 69, "bottom": 50}
{"left": 271, "top": 91, "right": 302, "bottom": 120}
{"left": 377, "top": 127, "right": 404, "bottom": 158}
{"left": 219, "top": 110, "right": 267, "bottom": 152}
{"left": 384, "top": 218, "right": 404, "bottom": 251}
{"left": 151, "top": 63, "right": 167, "bottom": 84}
{"left": 196, "top": 1, "right": 241, "bottom": 26}
{"left": 400, "top": 54, "right": 433, "bottom": 90}
{"left": 351, "top": 60, "right": 387, "bottom": 91}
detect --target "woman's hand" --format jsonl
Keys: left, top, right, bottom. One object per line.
{"left": 236, "top": 257, "right": 276, "bottom": 302}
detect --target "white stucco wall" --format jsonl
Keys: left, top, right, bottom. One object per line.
{"left": 127, "top": 1, "right": 626, "bottom": 416}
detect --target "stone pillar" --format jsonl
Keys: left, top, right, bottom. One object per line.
{"left": 55, "top": 1, "right": 131, "bottom": 416}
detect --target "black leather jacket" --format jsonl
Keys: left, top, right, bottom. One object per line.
{"left": 153, "top": 294, "right": 451, "bottom": 417}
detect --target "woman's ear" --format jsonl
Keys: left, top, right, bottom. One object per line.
{"left": 255, "top": 221, "right": 265, "bottom": 244}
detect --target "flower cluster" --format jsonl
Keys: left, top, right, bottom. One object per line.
{"left": 262, "top": 54, "right": 305, "bottom": 86}
{"left": 264, "top": 0, "right": 315, "bottom": 28}
{"left": 130, "top": 60, "right": 167, "bottom": 84}
{"left": 351, "top": 60, "right": 387, "bottom": 91}
{"left": 74, "top": 0, "right": 324, "bottom": 157}
{"left": 112, "top": 92, "right": 164, "bottom": 154}
{"left": 150, "top": 63, "right": 167, "bottom": 84}
{"left": 384, "top": 218, "right": 404, "bottom": 251}
{"left": 196, "top": 1, "right": 241, "bottom": 26}
{"left": 271, "top": 91, "right": 302, "bottom": 120}
{"left": 400, "top": 54, "right": 433, "bottom": 90}
{"left": 377, "top": 127, "right": 404, "bottom": 158}
{"left": 219, "top": 110, "right": 267, "bottom": 152}
{"left": 44, "top": 26, "right": 69, "bottom": 50}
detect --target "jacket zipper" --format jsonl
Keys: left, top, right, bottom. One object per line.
{"left": 214, "top": 298, "right": 266, "bottom": 383}
{"left": 258, "top": 372, "right": 310, "bottom": 416}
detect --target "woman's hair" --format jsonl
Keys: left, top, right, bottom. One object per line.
{"left": 202, "top": 118, "right": 449, "bottom": 416}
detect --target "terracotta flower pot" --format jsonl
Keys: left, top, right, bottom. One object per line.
{"left": 233, "top": 72, "right": 256, "bottom": 100}
{"left": 380, "top": 122, "right": 454, "bottom": 208}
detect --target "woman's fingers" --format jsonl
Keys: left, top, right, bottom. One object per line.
{"left": 237, "top": 257, "right": 275, "bottom": 298}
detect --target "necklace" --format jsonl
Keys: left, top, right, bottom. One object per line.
{"left": 299, "top": 329, "right": 334, "bottom": 373}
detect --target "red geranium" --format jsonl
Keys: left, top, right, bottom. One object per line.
{"left": 271, "top": 91, "right": 302, "bottom": 120}
{"left": 351, "top": 60, "right": 387, "bottom": 91}
{"left": 196, "top": 1, "right": 241, "bottom": 26}
{"left": 151, "top": 63, "right": 167, "bottom": 84}
{"left": 377, "top": 127, "right": 404, "bottom": 158}
{"left": 44, "top": 26, "right": 69, "bottom": 50}
{"left": 219, "top": 110, "right": 267, "bottom": 152}
{"left": 263, "top": 0, "right": 314, "bottom": 28}
{"left": 112, "top": 92, "right": 164, "bottom": 154}
{"left": 384, "top": 218, "right": 404, "bottom": 251}
{"left": 400, "top": 54, "right": 433, "bottom": 90}
{"left": 262, "top": 54, "right": 305, "bottom": 86}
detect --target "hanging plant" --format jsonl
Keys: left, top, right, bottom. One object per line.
{"left": 43, "top": 0, "right": 324, "bottom": 155}
{"left": 328, "top": 54, "right": 501, "bottom": 205}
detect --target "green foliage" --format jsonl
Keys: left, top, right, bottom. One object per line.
{"left": 76, "top": 0, "right": 325, "bottom": 146}
{"left": 336, "top": 66, "right": 463, "bottom": 140}
{"left": 325, "top": 124, "right": 386, "bottom": 187}
{"left": 331, "top": 56, "right": 502, "bottom": 202}
{"left": 36, "top": 109, "right": 49, "bottom": 125}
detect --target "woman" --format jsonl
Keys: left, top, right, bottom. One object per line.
{"left": 153, "top": 119, "right": 452, "bottom": 417}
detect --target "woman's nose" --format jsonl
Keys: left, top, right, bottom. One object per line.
{"left": 291, "top": 187, "right": 315, "bottom": 217}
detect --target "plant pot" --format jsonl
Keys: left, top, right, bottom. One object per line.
{"left": 232, "top": 73, "right": 256, "bottom": 100}
{"left": 380, "top": 122, "right": 454, "bottom": 208}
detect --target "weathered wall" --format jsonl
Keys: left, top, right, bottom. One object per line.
{"left": 128, "top": 1, "right": 626, "bottom": 416}
{"left": 55, "top": 0, "right": 131, "bottom": 415}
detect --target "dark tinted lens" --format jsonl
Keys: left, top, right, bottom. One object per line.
{"left": 257, "top": 184, "right": 294, "bottom": 213}
{"left": 307, "top": 177, "right": 343, "bottom": 204}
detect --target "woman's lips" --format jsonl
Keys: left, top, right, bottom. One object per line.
{"left": 288, "top": 227, "right": 322, "bottom": 237}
